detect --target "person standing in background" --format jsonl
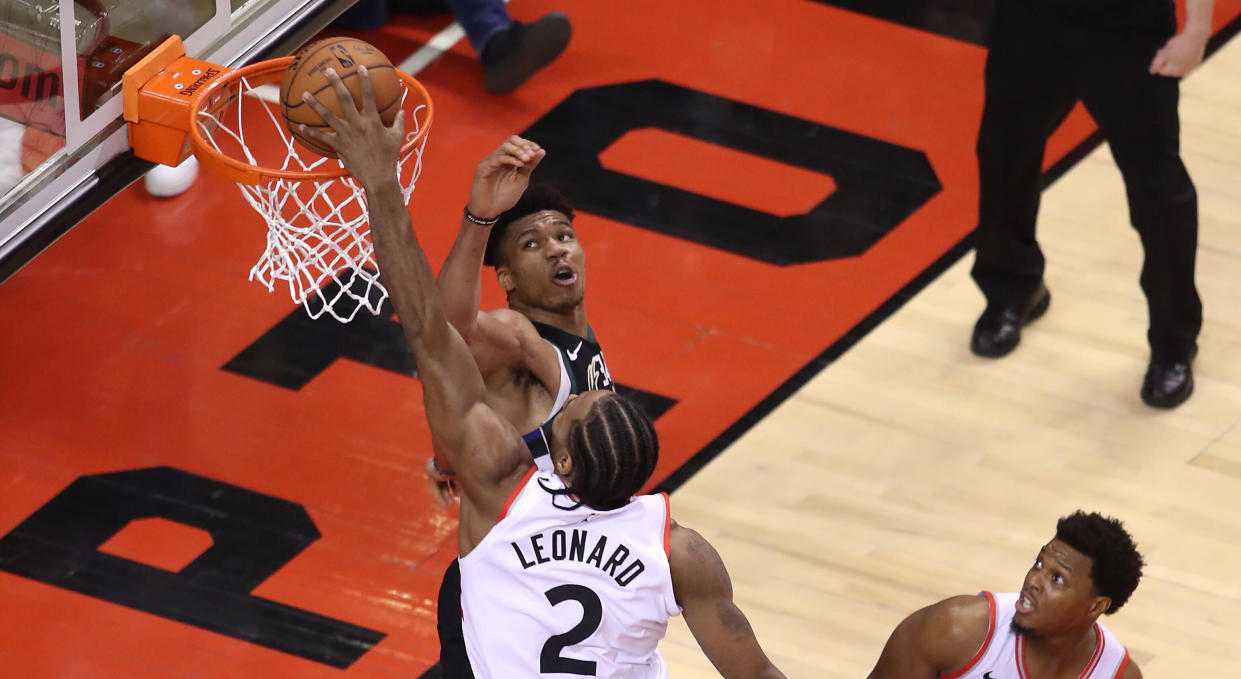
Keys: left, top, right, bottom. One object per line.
{"left": 969, "top": 0, "right": 1214, "bottom": 408}
{"left": 333, "top": 0, "right": 570, "bottom": 94}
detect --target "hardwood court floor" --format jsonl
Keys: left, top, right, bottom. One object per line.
{"left": 658, "top": 27, "right": 1241, "bottom": 679}
{"left": 2, "top": 1, "right": 1241, "bottom": 677}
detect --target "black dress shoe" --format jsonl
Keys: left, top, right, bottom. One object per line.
{"left": 1140, "top": 356, "right": 1194, "bottom": 408}
{"left": 481, "top": 12, "right": 572, "bottom": 94}
{"left": 970, "top": 284, "right": 1051, "bottom": 358}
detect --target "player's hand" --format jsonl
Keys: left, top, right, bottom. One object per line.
{"left": 466, "top": 136, "right": 545, "bottom": 221}
{"left": 1149, "top": 29, "right": 1209, "bottom": 77}
{"left": 425, "top": 456, "right": 460, "bottom": 507}
{"left": 299, "top": 66, "right": 405, "bottom": 191}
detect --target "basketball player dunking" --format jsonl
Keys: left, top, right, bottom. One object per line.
{"left": 428, "top": 137, "right": 617, "bottom": 676}
{"left": 433, "top": 135, "right": 613, "bottom": 489}
{"left": 867, "top": 511, "right": 1144, "bottom": 679}
{"left": 301, "top": 68, "right": 786, "bottom": 679}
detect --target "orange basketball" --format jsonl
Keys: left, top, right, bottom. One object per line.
{"left": 279, "top": 37, "right": 403, "bottom": 158}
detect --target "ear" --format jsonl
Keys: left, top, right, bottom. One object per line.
{"left": 554, "top": 449, "right": 574, "bottom": 479}
{"left": 496, "top": 265, "right": 516, "bottom": 293}
{"left": 1087, "top": 595, "right": 1111, "bottom": 618}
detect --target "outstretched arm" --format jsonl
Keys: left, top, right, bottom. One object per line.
{"left": 436, "top": 136, "right": 544, "bottom": 347}
{"left": 299, "top": 68, "right": 525, "bottom": 493}
{"left": 669, "top": 522, "right": 786, "bottom": 679}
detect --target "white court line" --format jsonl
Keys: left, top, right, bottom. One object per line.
{"left": 399, "top": 0, "right": 512, "bottom": 73}
{"left": 251, "top": 84, "right": 282, "bottom": 102}
{"left": 399, "top": 22, "right": 468, "bottom": 74}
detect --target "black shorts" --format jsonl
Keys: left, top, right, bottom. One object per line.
{"left": 436, "top": 559, "right": 474, "bottom": 679}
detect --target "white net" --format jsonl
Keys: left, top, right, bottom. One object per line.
{"left": 194, "top": 71, "right": 429, "bottom": 323}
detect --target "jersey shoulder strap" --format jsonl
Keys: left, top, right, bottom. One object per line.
{"left": 532, "top": 321, "right": 614, "bottom": 394}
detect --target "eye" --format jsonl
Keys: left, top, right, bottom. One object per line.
{"left": 523, "top": 240, "right": 537, "bottom": 249}
{"left": 1034, "top": 557, "right": 1043, "bottom": 569}
{"left": 558, "top": 232, "right": 574, "bottom": 242}
{"left": 1052, "top": 573, "right": 1065, "bottom": 584}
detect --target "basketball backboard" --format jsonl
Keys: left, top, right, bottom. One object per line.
{"left": 0, "top": 0, "right": 356, "bottom": 282}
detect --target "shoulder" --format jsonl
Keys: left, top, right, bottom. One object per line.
{"left": 473, "top": 309, "right": 557, "bottom": 374}
{"left": 669, "top": 521, "right": 715, "bottom": 566}
{"left": 910, "top": 594, "right": 995, "bottom": 674}
{"left": 866, "top": 594, "right": 993, "bottom": 679}
{"left": 486, "top": 309, "right": 557, "bottom": 356}
{"left": 668, "top": 521, "right": 731, "bottom": 599}
{"left": 926, "top": 594, "right": 993, "bottom": 644}
{"left": 485, "top": 307, "right": 537, "bottom": 333}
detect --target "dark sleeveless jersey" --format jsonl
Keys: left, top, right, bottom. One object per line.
{"left": 522, "top": 322, "right": 615, "bottom": 466}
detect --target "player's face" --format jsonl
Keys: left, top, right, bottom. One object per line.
{"left": 497, "top": 210, "right": 585, "bottom": 313}
{"left": 1012, "top": 539, "right": 1107, "bottom": 636}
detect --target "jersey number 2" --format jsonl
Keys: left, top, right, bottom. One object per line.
{"left": 541, "top": 584, "right": 603, "bottom": 675}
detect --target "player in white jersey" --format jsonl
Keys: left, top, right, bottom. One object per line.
{"left": 866, "top": 511, "right": 1145, "bottom": 679}
{"left": 301, "top": 68, "right": 786, "bottom": 679}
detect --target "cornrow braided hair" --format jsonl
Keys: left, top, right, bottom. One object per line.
{"left": 547, "top": 393, "right": 659, "bottom": 511}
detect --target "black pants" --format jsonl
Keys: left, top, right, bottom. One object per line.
{"left": 971, "top": 1, "right": 1201, "bottom": 362}
{"left": 436, "top": 559, "right": 475, "bottom": 679}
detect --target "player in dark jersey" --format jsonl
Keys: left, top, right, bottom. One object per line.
{"left": 428, "top": 136, "right": 615, "bottom": 677}
{"left": 431, "top": 135, "right": 613, "bottom": 483}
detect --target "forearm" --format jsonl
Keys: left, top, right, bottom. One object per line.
{"left": 365, "top": 178, "right": 486, "bottom": 450}
{"left": 435, "top": 215, "right": 491, "bottom": 334}
{"left": 1183, "top": 0, "right": 1214, "bottom": 36}
{"left": 367, "top": 178, "right": 439, "bottom": 344}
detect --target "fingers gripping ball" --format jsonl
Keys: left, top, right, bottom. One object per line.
{"left": 279, "top": 38, "right": 402, "bottom": 157}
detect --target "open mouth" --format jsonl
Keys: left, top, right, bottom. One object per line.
{"left": 553, "top": 265, "right": 578, "bottom": 287}
{"left": 1016, "top": 591, "right": 1035, "bottom": 614}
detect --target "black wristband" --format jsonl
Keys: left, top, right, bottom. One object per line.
{"left": 463, "top": 205, "right": 499, "bottom": 226}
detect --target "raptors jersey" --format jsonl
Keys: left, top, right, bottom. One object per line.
{"left": 459, "top": 469, "right": 680, "bottom": 679}
{"left": 944, "top": 592, "right": 1131, "bottom": 679}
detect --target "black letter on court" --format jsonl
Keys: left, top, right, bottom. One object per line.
{"left": 0, "top": 467, "right": 384, "bottom": 668}
{"left": 522, "top": 79, "right": 942, "bottom": 265}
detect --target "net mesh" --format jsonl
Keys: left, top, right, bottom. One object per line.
{"left": 193, "top": 71, "right": 428, "bottom": 323}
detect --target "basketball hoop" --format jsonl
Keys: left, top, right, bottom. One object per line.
{"left": 123, "top": 37, "right": 434, "bottom": 323}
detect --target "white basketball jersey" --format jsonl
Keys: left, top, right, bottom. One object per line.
{"left": 944, "top": 592, "right": 1131, "bottom": 679}
{"left": 459, "top": 469, "right": 681, "bottom": 679}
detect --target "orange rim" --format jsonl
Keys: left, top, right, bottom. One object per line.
{"left": 187, "top": 57, "right": 434, "bottom": 185}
